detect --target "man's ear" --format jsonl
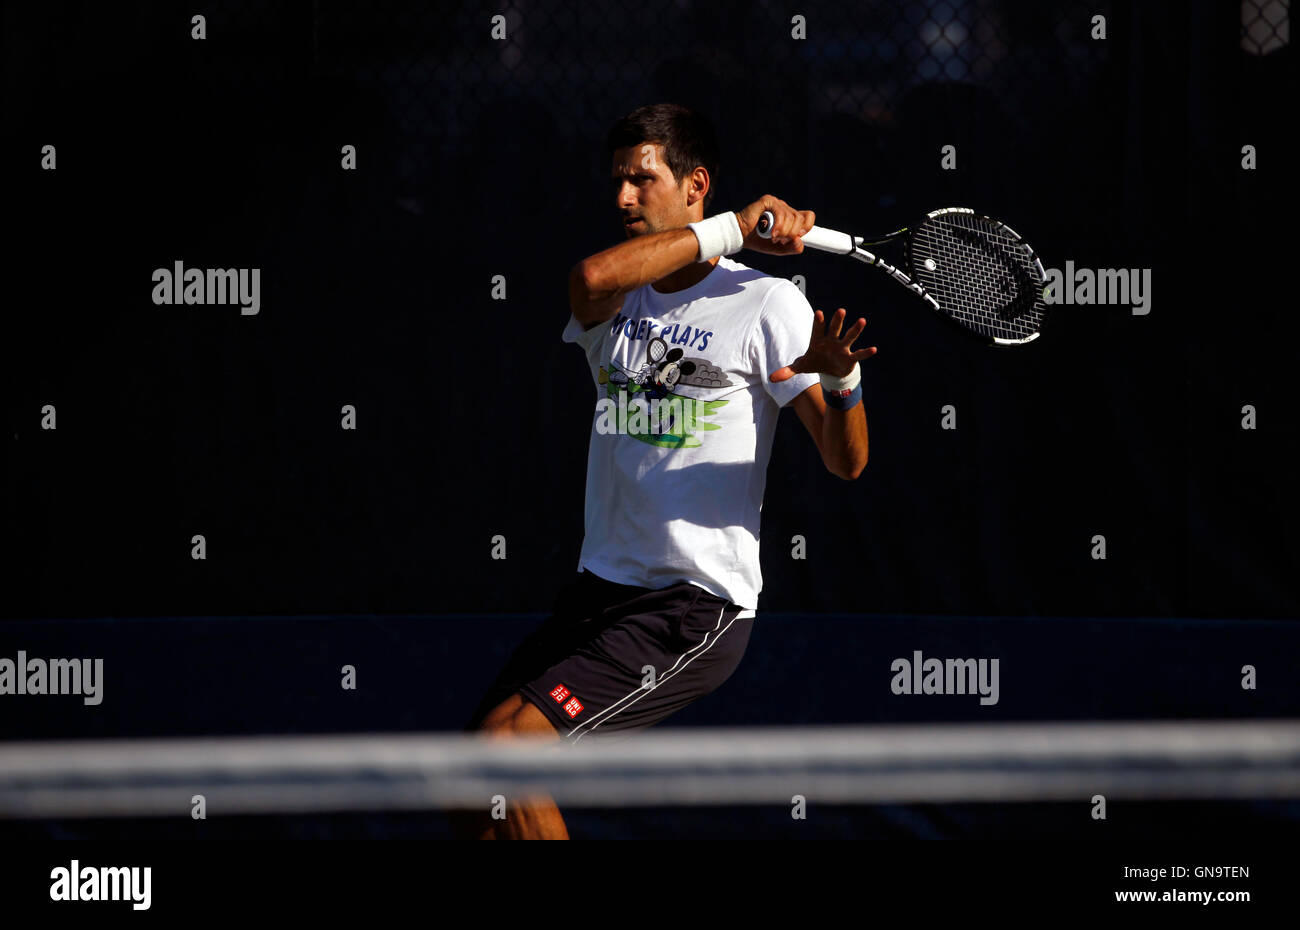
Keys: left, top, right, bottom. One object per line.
{"left": 687, "top": 166, "right": 710, "bottom": 207}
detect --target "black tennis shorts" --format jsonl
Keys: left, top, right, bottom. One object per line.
{"left": 466, "top": 570, "right": 753, "bottom": 741}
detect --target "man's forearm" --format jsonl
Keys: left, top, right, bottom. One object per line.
{"left": 822, "top": 403, "right": 869, "bottom": 480}
{"left": 569, "top": 227, "right": 707, "bottom": 326}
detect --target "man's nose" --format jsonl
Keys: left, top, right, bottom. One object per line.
{"left": 616, "top": 182, "right": 637, "bottom": 209}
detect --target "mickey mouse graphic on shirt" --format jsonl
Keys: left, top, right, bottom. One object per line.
{"left": 599, "top": 336, "right": 733, "bottom": 447}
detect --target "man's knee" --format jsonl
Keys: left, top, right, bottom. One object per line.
{"left": 479, "top": 692, "right": 560, "bottom": 738}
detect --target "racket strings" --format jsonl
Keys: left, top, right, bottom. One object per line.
{"left": 909, "top": 214, "right": 1046, "bottom": 343}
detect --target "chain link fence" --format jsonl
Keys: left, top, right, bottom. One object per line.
{"left": 141, "top": 0, "right": 1288, "bottom": 241}
{"left": 305, "top": 1, "right": 1120, "bottom": 208}
{"left": 153, "top": 1, "right": 1133, "bottom": 213}
{"left": 1241, "top": 0, "right": 1289, "bottom": 54}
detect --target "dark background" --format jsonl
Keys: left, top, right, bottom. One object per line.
{"left": 2, "top": 1, "right": 1296, "bottom": 838}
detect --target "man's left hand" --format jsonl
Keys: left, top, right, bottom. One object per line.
{"left": 770, "top": 308, "right": 878, "bottom": 383}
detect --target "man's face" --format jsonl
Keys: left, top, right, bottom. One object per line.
{"left": 611, "top": 143, "right": 693, "bottom": 238}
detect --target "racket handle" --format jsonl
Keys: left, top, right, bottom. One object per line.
{"left": 755, "top": 210, "right": 858, "bottom": 255}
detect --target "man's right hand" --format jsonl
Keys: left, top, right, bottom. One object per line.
{"left": 736, "top": 195, "right": 816, "bottom": 256}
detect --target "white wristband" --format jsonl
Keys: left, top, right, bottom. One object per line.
{"left": 819, "top": 363, "right": 861, "bottom": 394}
{"left": 687, "top": 213, "right": 745, "bottom": 261}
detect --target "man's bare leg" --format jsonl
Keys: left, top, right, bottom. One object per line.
{"left": 469, "top": 693, "right": 570, "bottom": 840}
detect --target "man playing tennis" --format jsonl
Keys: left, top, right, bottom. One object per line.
{"left": 462, "top": 103, "right": 873, "bottom": 839}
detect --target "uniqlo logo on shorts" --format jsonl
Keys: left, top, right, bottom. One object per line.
{"left": 563, "top": 697, "right": 583, "bottom": 718}
{"left": 550, "top": 684, "right": 570, "bottom": 703}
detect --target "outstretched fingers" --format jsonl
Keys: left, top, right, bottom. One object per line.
{"left": 824, "top": 307, "right": 848, "bottom": 339}
{"left": 840, "top": 315, "right": 867, "bottom": 344}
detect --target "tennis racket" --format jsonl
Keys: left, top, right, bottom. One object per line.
{"left": 757, "top": 207, "right": 1049, "bottom": 346}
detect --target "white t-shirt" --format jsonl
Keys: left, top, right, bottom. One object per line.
{"left": 562, "top": 255, "right": 819, "bottom": 611}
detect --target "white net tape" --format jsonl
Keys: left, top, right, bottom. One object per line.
{"left": 3, "top": 720, "right": 1298, "bottom": 818}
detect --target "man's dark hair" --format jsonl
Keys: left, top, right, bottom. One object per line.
{"left": 607, "top": 103, "right": 720, "bottom": 209}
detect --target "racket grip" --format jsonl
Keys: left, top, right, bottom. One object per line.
{"left": 756, "top": 210, "right": 857, "bottom": 255}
